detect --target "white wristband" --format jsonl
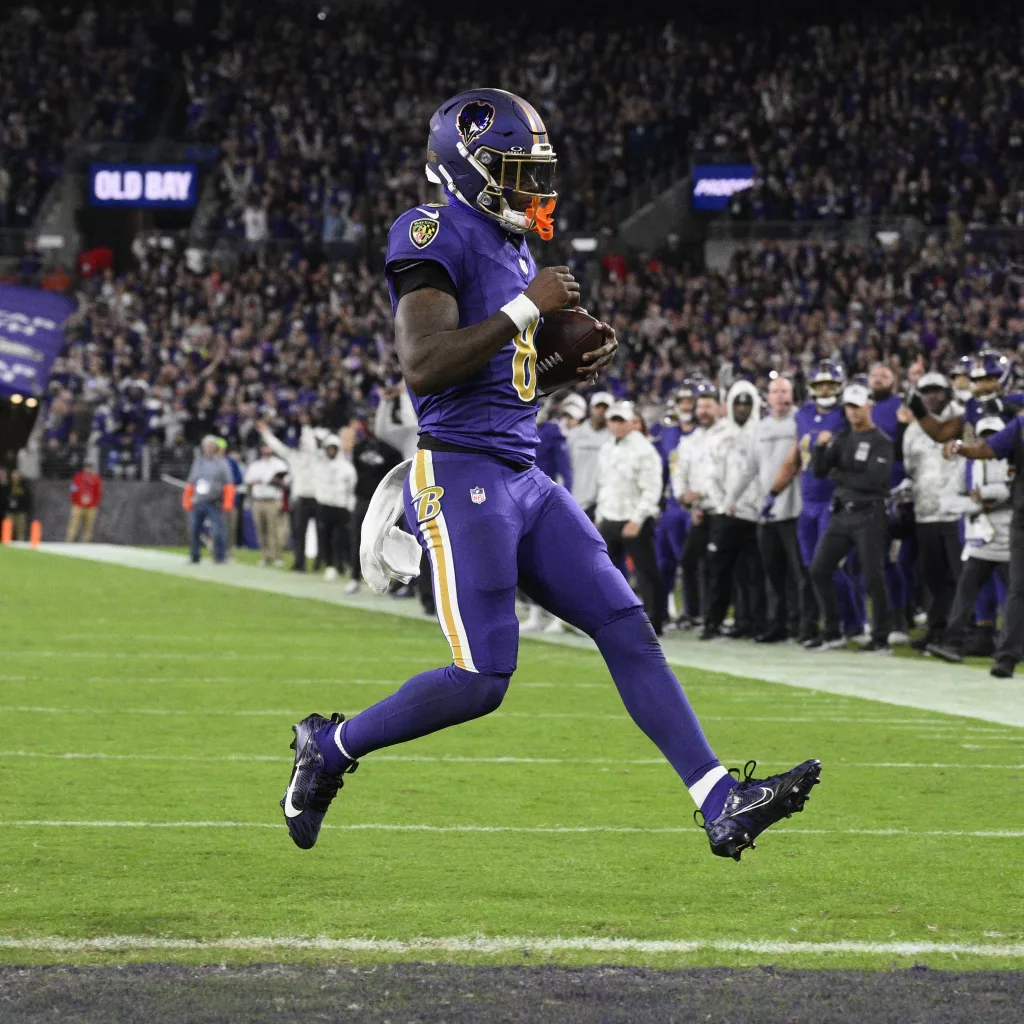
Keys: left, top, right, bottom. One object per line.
{"left": 500, "top": 293, "right": 540, "bottom": 333}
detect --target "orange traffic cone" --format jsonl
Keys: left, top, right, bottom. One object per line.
{"left": 29, "top": 520, "right": 42, "bottom": 548}
{"left": 1, "top": 518, "right": 11, "bottom": 545}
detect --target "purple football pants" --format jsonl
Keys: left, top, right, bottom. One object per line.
{"left": 340, "top": 450, "right": 723, "bottom": 791}
{"left": 798, "top": 502, "right": 863, "bottom": 635}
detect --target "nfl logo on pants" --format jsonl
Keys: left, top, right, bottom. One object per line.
{"left": 470, "top": 487, "right": 486, "bottom": 504}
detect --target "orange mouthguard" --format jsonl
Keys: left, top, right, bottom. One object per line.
{"left": 527, "top": 197, "right": 556, "bottom": 240}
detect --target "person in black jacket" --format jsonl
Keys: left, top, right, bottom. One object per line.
{"left": 345, "top": 415, "right": 403, "bottom": 594}
{"left": 809, "top": 384, "right": 894, "bottom": 653}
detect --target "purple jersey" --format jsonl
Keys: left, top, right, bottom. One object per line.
{"left": 386, "top": 200, "right": 540, "bottom": 464}
{"left": 870, "top": 394, "right": 905, "bottom": 486}
{"left": 796, "top": 402, "right": 846, "bottom": 504}
{"left": 964, "top": 393, "right": 1024, "bottom": 426}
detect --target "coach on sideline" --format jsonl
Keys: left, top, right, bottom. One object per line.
{"left": 809, "top": 384, "right": 893, "bottom": 653}
{"left": 727, "top": 376, "right": 804, "bottom": 643}
{"left": 595, "top": 401, "right": 665, "bottom": 633}
{"left": 944, "top": 414, "right": 1024, "bottom": 678}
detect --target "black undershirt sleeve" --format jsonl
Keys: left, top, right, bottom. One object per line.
{"left": 388, "top": 259, "right": 458, "bottom": 301}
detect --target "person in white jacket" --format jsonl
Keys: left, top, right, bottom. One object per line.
{"left": 243, "top": 444, "right": 290, "bottom": 566}
{"left": 672, "top": 382, "right": 721, "bottom": 625}
{"left": 898, "top": 373, "right": 964, "bottom": 649}
{"left": 726, "top": 375, "right": 804, "bottom": 643}
{"left": 257, "top": 418, "right": 320, "bottom": 572}
{"left": 374, "top": 386, "right": 419, "bottom": 460}
{"left": 595, "top": 401, "right": 665, "bottom": 633}
{"left": 927, "top": 415, "right": 1012, "bottom": 663}
{"left": 312, "top": 431, "right": 357, "bottom": 581}
{"left": 700, "top": 379, "right": 765, "bottom": 640}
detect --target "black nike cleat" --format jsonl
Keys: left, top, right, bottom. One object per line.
{"left": 697, "top": 758, "right": 822, "bottom": 862}
{"left": 280, "top": 712, "right": 357, "bottom": 850}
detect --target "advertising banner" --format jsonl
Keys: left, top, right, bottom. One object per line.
{"left": 692, "top": 164, "right": 757, "bottom": 211}
{"left": 90, "top": 164, "right": 198, "bottom": 207}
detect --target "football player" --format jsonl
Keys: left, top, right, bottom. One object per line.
{"left": 770, "top": 360, "right": 865, "bottom": 646}
{"left": 911, "top": 350, "right": 1020, "bottom": 442}
{"left": 280, "top": 89, "right": 820, "bottom": 861}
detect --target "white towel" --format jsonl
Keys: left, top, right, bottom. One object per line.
{"left": 359, "top": 460, "right": 422, "bottom": 594}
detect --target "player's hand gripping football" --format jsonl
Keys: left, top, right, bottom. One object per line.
{"left": 524, "top": 266, "right": 580, "bottom": 315}
{"left": 576, "top": 319, "right": 617, "bottom": 385}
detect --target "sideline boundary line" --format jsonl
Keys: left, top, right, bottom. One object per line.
{"left": 8, "top": 544, "right": 1024, "bottom": 728}
{"left": 1, "top": 934, "right": 1022, "bottom": 958}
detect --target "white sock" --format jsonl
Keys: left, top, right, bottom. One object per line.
{"left": 334, "top": 722, "right": 355, "bottom": 762}
{"left": 687, "top": 764, "right": 729, "bottom": 808}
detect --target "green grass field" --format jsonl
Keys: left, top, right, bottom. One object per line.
{"left": 1, "top": 546, "right": 1022, "bottom": 970}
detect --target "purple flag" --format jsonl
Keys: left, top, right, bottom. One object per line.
{"left": 0, "top": 285, "right": 77, "bottom": 398}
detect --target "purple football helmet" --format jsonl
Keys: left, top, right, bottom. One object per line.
{"left": 969, "top": 349, "right": 1011, "bottom": 391}
{"left": 808, "top": 359, "right": 846, "bottom": 407}
{"left": 426, "top": 88, "right": 557, "bottom": 237}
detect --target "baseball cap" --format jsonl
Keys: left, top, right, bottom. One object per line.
{"left": 561, "top": 394, "right": 587, "bottom": 420}
{"left": 589, "top": 391, "right": 614, "bottom": 409}
{"left": 917, "top": 372, "right": 949, "bottom": 390}
{"left": 607, "top": 400, "right": 636, "bottom": 421}
{"left": 976, "top": 416, "right": 1005, "bottom": 436}
{"left": 842, "top": 384, "right": 872, "bottom": 407}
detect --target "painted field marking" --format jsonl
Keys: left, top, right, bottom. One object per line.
{"left": 0, "top": 935, "right": 1022, "bottom": 958}
{"left": 0, "top": 750, "right": 1021, "bottom": 770}
{"left": 0, "top": 705, "right": 1014, "bottom": 733}
{"left": 2, "top": 821, "right": 1022, "bottom": 838}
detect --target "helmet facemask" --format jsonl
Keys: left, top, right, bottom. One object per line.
{"left": 468, "top": 143, "right": 557, "bottom": 237}
{"left": 810, "top": 380, "right": 842, "bottom": 408}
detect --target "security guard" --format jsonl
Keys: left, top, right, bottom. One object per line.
{"left": 809, "top": 383, "right": 894, "bottom": 653}
{"left": 945, "top": 412, "right": 1024, "bottom": 678}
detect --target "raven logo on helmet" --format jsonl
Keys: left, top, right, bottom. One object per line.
{"left": 457, "top": 101, "right": 495, "bottom": 147}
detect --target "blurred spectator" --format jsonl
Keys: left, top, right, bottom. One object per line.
{"left": 312, "top": 431, "right": 356, "bottom": 582}
{"left": 258, "top": 418, "right": 319, "bottom": 572}
{"left": 184, "top": 435, "right": 235, "bottom": 564}
{"left": 346, "top": 415, "right": 403, "bottom": 595}
{"left": 567, "top": 392, "right": 612, "bottom": 519}
{"left": 5, "top": 469, "right": 32, "bottom": 541}
{"left": 66, "top": 458, "right": 102, "bottom": 542}
{"left": 595, "top": 401, "right": 664, "bottom": 633}
{"left": 243, "top": 442, "right": 288, "bottom": 566}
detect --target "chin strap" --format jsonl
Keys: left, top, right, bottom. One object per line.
{"left": 526, "top": 197, "right": 556, "bottom": 240}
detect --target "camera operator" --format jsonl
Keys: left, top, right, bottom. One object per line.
{"left": 809, "top": 384, "right": 894, "bottom": 653}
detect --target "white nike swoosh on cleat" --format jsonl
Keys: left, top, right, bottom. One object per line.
{"left": 416, "top": 208, "right": 440, "bottom": 219}
{"left": 725, "top": 786, "right": 774, "bottom": 818}
{"left": 282, "top": 769, "right": 304, "bottom": 818}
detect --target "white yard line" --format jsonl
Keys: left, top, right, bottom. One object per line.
{"left": 1, "top": 750, "right": 1021, "bottom": 769}
{"left": 0, "top": 934, "right": 1021, "bottom": 958}
{"left": 0, "top": 705, "right": 1014, "bottom": 734}
{"left": 2, "top": 820, "right": 1022, "bottom": 838}
{"left": 9, "top": 543, "right": 1024, "bottom": 728}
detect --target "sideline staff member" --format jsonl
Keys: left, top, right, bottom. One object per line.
{"left": 945, "top": 414, "right": 1024, "bottom": 678}
{"left": 809, "top": 384, "right": 894, "bottom": 653}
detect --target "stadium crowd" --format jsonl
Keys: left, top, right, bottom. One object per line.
{"left": 0, "top": 2, "right": 165, "bottom": 228}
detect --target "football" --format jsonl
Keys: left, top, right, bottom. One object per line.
{"left": 533, "top": 308, "right": 605, "bottom": 396}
